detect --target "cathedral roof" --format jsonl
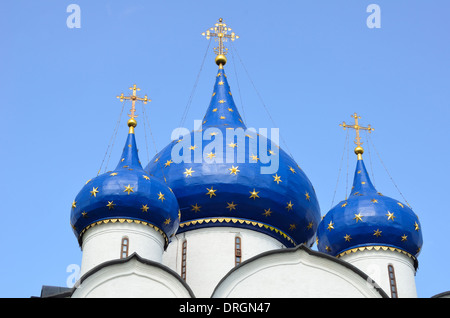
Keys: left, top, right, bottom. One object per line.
{"left": 70, "top": 93, "right": 180, "bottom": 248}
{"left": 316, "top": 117, "right": 423, "bottom": 260}
{"left": 145, "top": 64, "right": 321, "bottom": 247}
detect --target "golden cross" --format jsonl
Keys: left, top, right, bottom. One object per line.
{"left": 340, "top": 113, "right": 374, "bottom": 158}
{"left": 202, "top": 18, "right": 239, "bottom": 66}
{"left": 116, "top": 84, "right": 151, "bottom": 119}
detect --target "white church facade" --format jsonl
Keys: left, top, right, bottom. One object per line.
{"left": 39, "top": 19, "right": 448, "bottom": 299}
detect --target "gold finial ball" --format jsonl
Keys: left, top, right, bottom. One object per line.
{"left": 215, "top": 54, "right": 227, "bottom": 66}
{"left": 128, "top": 118, "right": 137, "bottom": 128}
{"left": 354, "top": 146, "right": 364, "bottom": 155}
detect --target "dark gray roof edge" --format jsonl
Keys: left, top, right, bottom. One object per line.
{"left": 431, "top": 290, "right": 450, "bottom": 298}
{"left": 211, "top": 244, "right": 390, "bottom": 298}
{"left": 38, "top": 252, "right": 195, "bottom": 298}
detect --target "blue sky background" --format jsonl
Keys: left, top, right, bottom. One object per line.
{"left": 1, "top": 1, "right": 449, "bottom": 298}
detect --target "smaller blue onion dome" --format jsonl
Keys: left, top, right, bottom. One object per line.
{"left": 70, "top": 118, "right": 180, "bottom": 248}
{"left": 317, "top": 153, "right": 423, "bottom": 260}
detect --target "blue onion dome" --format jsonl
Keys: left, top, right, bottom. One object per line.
{"left": 316, "top": 149, "right": 423, "bottom": 260}
{"left": 145, "top": 66, "right": 321, "bottom": 247}
{"left": 70, "top": 118, "right": 180, "bottom": 248}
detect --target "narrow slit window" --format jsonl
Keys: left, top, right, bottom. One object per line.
{"left": 387, "top": 264, "right": 398, "bottom": 298}
{"left": 181, "top": 240, "right": 187, "bottom": 281}
{"left": 120, "top": 237, "right": 129, "bottom": 259}
{"left": 235, "top": 236, "right": 242, "bottom": 266}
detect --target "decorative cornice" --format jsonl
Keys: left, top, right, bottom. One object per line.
{"left": 179, "top": 217, "right": 295, "bottom": 245}
{"left": 77, "top": 218, "right": 170, "bottom": 248}
{"left": 337, "top": 245, "right": 417, "bottom": 262}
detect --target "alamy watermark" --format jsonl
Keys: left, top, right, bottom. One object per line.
{"left": 366, "top": 4, "right": 381, "bottom": 29}
{"left": 170, "top": 120, "right": 280, "bottom": 175}
{"left": 66, "top": 4, "right": 81, "bottom": 29}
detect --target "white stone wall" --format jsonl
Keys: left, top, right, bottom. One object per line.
{"left": 72, "top": 257, "right": 193, "bottom": 298}
{"left": 163, "top": 227, "right": 286, "bottom": 297}
{"left": 339, "top": 248, "right": 418, "bottom": 298}
{"left": 212, "top": 246, "right": 386, "bottom": 298}
{"left": 80, "top": 221, "right": 165, "bottom": 276}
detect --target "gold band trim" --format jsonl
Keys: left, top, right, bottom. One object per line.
{"left": 179, "top": 217, "right": 295, "bottom": 245}
{"left": 78, "top": 218, "right": 169, "bottom": 247}
{"left": 336, "top": 245, "right": 416, "bottom": 261}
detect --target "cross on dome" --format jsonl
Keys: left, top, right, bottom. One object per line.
{"left": 116, "top": 84, "right": 151, "bottom": 133}
{"left": 340, "top": 113, "right": 374, "bottom": 160}
{"left": 202, "top": 18, "right": 239, "bottom": 67}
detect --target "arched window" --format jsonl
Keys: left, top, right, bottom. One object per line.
{"left": 181, "top": 240, "right": 187, "bottom": 281}
{"left": 387, "top": 264, "right": 398, "bottom": 298}
{"left": 120, "top": 236, "right": 129, "bottom": 259}
{"left": 235, "top": 236, "right": 242, "bottom": 266}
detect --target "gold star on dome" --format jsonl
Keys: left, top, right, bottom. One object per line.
{"left": 158, "top": 192, "right": 165, "bottom": 202}
{"left": 263, "top": 208, "right": 272, "bottom": 217}
{"left": 286, "top": 201, "right": 294, "bottom": 211}
{"left": 90, "top": 187, "right": 99, "bottom": 197}
{"left": 142, "top": 175, "right": 150, "bottom": 180}
{"left": 273, "top": 174, "right": 282, "bottom": 184}
{"left": 327, "top": 221, "right": 334, "bottom": 231}
{"left": 206, "top": 187, "right": 217, "bottom": 198}
{"left": 212, "top": 108, "right": 218, "bottom": 112}
{"left": 373, "top": 229, "right": 382, "bottom": 237}
{"left": 226, "top": 202, "right": 237, "bottom": 211}
{"left": 344, "top": 234, "right": 352, "bottom": 242}
{"left": 184, "top": 168, "right": 195, "bottom": 177}
{"left": 325, "top": 246, "right": 331, "bottom": 252}
{"left": 289, "top": 166, "right": 296, "bottom": 174}
{"left": 164, "top": 218, "right": 171, "bottom": 225}
{"left": 228, "top": 108, "right": 233, "bottom": 112}
{"left": 219, "top": 99, "right": 226, "bottom": 104}
{"left": 164, "top": 160, "right": 173, "bottom": 167}
{"left": 123, "top": 185, "right": 134, "bottom": 195}
{"left": 85, "top": 179, "right": 92, "bottom": 184}
{"left": 141, "top": 204, "right": 149, "bottom": 212}
{"left": 386, "top": 211, "right": 396, "bottom": 221}
{"left": 250, "top": 154, "right": 259, "bottom": 161}
{"left": 72, "top": 201, "right": 77, "bottom": 209}
{"left": 81, "top": 211, "right": 88, "bottom": 218}
{"left": 397, "top": 202, "right": 404, "bottom": 208}
{"left": 353, "top": 213, "right": 363, "bottom": 223}
{"left": 249, "top": 189, "right": 260, "bottom": 200}
{"left": 228, "top": 165, "right": 240, "bottom": 175}
{"left": 341, "top": 201, "right": 348, "bottom": 208}
{"left": 307, "top": 221, "right": 314, "bottom": 230}
{"left": 305, "top": 191, "right": 311, "bottom": 201}
{"left": 414, "top": 222, "right": 420, "bottom": 231}
{"left": 289, "top": 224, "right": 297, "bottom": 231}
{"left": 371, "top": 199, "right": 378, "bottom": 203}
{"left": 191, "top": 203, "right": 201, "bottom": 212}
{"left": 106, "top": 201, "right": 116, "bottom": 210}
{"left": 206, "top": 152, "right": 216, "bottom": 159}
{"left": 218, "top": 81, "right": 224, "bottom": 85}
{"left": 401, "top": 234, "right": 408, "bottom": 241}
{"left": 219, "top": 116, "right": 226, "bottom": 120}
{"left": 110, "top": 172, "right": 118, "bottom": 176}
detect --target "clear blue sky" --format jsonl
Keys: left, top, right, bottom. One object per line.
{"left": 1, "top": 1, "right": 449, "bottom": 298}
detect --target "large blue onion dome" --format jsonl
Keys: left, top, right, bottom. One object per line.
{"left": 145, "top": 66, "right": 321, "bottom": 247}
{"left": 70, "top": 117, "right": 180, "bottom": 248}
{"left": 317, "top": 149, "right": 423, "bottom": 261}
